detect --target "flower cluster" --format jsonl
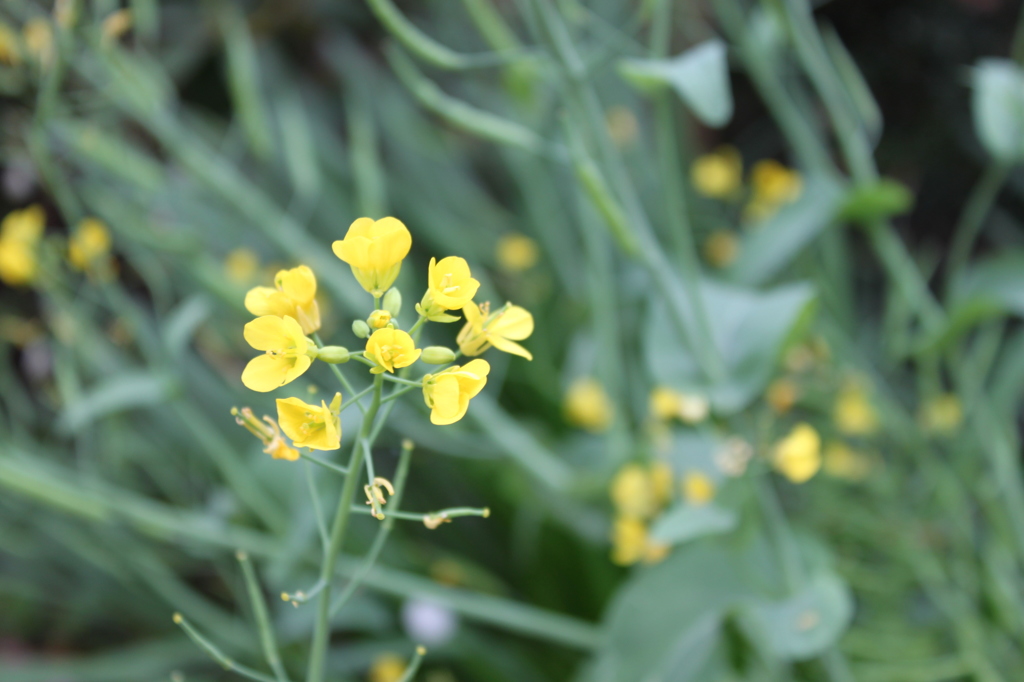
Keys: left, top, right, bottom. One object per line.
{"left": 236, "top": 216, "right": 535, "bottom": 456}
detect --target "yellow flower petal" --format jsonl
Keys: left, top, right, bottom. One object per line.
{"left": 772, "top": 422, "right": 821, "bottom": 484}
{"left": 242, "top": 354, "right": 297, "bottom": 392}
{"left": 243, "top": 315, "right": 305, "bottom": 352}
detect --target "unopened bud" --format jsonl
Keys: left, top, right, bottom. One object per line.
{"left": 421, "top": 346, "right": 456, "bottom": 365}
{"left": 318, "top": 346, "right": 350, "bottom": 363}
{"left": 368, "top": 309, "right": 392, "bottom": 329}
{"left": 383, "top": 287, "right": 402, "bottom": 317}
{"left": 352, "top": 319, "right": 370, "bottom": 338}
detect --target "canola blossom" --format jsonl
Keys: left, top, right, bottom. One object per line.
{"left": 365, "top": 328, "right": 421, "bottom": 374}
{"left": 276, "top": 393, "right": 342, "bottom": 451}
{"left": 457, "top": 301, "right": 534, "bottom": 360}
{"left": 422, "top": 360, "right": 490, "bottom": 426}
{"left": 241, "top": 315, "right": 314, "bottom": 392}
{"left": 332, "top": 217, "right": 412, "bottom": 296}
{"left": 245, "top": 265, "right": 321, "bottom": 334}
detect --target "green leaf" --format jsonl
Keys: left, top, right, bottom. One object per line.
{"left": 972, "top": 59, "right": 1024, "bottom": 164}
{"left": 619, "top": 40, "right": 733, "bottom": 127}
{"left": 737, "top": 571, "right": 853, "bottom": 661}
{"left": 163, "top": 295, "right": 211, "bottom": 359}
{"left": 822, "top": 25, "right": 883, "bottom": 144}
{"left": 837, "top": 178, "right": 913, "bottom": 225}
{"left": 649, "top": 504, "right": 738, "bottom": 546}
{"left": 593, "top": 533, "right": 782, "bottom": 681}
{"left": 59, "top": 371, "right": 175, "bottom": 432}
{"left": 725, "top": 173, "right": 846, "bottom": 286}
{"left": 645, "top": 279, "right": 816, "bottom": 414}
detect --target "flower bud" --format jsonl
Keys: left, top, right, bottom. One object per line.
{"left": 421, "top": 346, "right": 456, "bottom": 365}
{"left": 352, "top": 319, "right": 370, "bottom": 338}
{"left": 368, "top": 309, "right": 392, "bottom": 329}
{"left": 317, "top": 346, "right": 350, "bottom": 363}
{"left": 383, "top": 287, "right": 402, "bottom": 317}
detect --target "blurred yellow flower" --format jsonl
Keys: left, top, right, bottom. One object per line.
{"left": 241, "top": 315, "right": 313, "bottom": 392}
{"left": 22, "top": 18, "right": 54, "bottom": 67}
{"left": 648, "top": 386, "right": 709, "bottom": 424}
{"left": 691, "top": 146, "right": 742, "bottom": 199}
{"left": 422, "top": 359, "right": 490, "bottom": 425}
{"left": 918, "top": 393, "right": 963, "bottom": 435}
{"left": 457, "top": 301, "right": 534, "bottom": 360}
{"left": 276, "top": 392, "right": 342, "bottom": 451}
{"left": 606, "top": 105, "right": 639, "bottom": 147}
{"left": 703, "top": 229, "right": 739, "bottom": 268}
{"left": 332, "top": 216, "right": 412, "bottom": 296}
{"left": 0, "top": 22, "right": 22, "bottom": 65}
{"left": 772, "top": 422, "right": 821, "bottom": 484}
{"left": 100, "top": 9, "right": 132, "bottom": 44}
{"left": 823, "top": 441, "right": 872, "bottom": 482}
{"left": 365, "top": 327, "right": 421, "bottom": 374}
{"left": 0, "top": 204, "right": 45, "bottom": 286}
{"left": 564, "top": 377, "right": 614, "bottom": 432}
{"left": 610, "top": 464, "right": 657, "bottom": 519}
{"left": 682, "top": 470, "right": 715, "bottom": 505}
{"left": 368, "top": 309, "right": 392, "bottom": 329}
{"left": 766, "top": 378, "right": 799, "bottom": 414}
{"left": 245, "top": 265, "right": 321, "bottom": 335}
{"left": 369, "top": 652, "right": 406, "bottom": 682}
{"left": 834, "top": 380, "right": 879, "bottom": 436}
{"left": 650, "top": 462, "right": 673, "bottom": 507}
{"left": 422, "top": 256, "right": 480, "bottom": 314}
{"left": 610, "top": 517, "right": 668, "bottom": 566}
{"left": 751, "top": 159, "right": 803, "bottom": 205}
{"left": 224, "top": 248, "right": 259, "bottom": 285}
{"left": 68, "top": 218, "right": 112, "bottom": 271}
{"left": 496, "top": 232, "right": 539, "bottom": 272}
{"left": 232, "top": 407, "right": 299, "bottom": 461}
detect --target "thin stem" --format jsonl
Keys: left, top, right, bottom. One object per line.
{"left": 408, "top": 315, "right": 427, "bottom": 336}
{"left": 174, "top": 613, "right": 279, "bottom": 682}
{"left": 330, "top": 440, "right": 415, "bottom": 616}
{"left": 349, "top": 506, "right": 490, "bottom": 522}
{"left": 312, "top": 333, "right": 367, "bottom": 416}
{"left": 303, "top": 462, "right": 330, "bottom": 555}
{"left": 944, "top": 162, "right": 1010, "bottom": 295}
{"left": 305, "top": 374, "right": 384, "bottom": 682}
{"left": 397, "top": 647, "right": 427, "bottom": 682}
{"left": 380, "top": 384, "right": 420, "bottom": 405}
{"left": 300, "top": 452, "right": 350, "bottom": 476}
{"left": 236, "top": 551, "right": 291, "bottom": 682}
{"left": 380, "top": 375, "right": 423, "bottom": 388}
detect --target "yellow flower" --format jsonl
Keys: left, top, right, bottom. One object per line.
{"left": 918, "top": 393, "right": 963, "bottom": 435}
{"left": 368, "top": 309, "right": 392, "bottom": 329}
{"left": 68, "top": 218, "right": 112, "bottom": 271}
{"left": 703, "top": 228, "right": 739, "bottom": 268}
{"left": 691, "top": 146, "right": 742, "bottom": 199}
{"left": 823, "top": 441, "right": 872, "bottom": 482}
{"left": 457, "top": 301, "right": 534, "bottom": 360}
{"left": 772, "top": 422, "right": 821, "bottom": 484}
{"left": 224, "top": 248, "right": 259, "bottom": 285}
{"left": 834, "top": 380, "right": 879, "bottom": 436}
{"left": 276, "top": 393, "right": 341, "bottom": 451}
{"left": 682, "top": 471, "right": 716, "bottom": 505}
{"left": 368, "top": 652, "right": 406, "bottom": 682}
{"left": 495, "top": 232, "right": 539, "bottom": 272}
{"left": 751, "top": 159, "right": 803, "bottom": 205}
{"left": 650, "top": 462, "right": 673, "bottom": 507}
{"left": 101, "top": 8, "right": 132, "bottom": 45}
{"left": 606, "top": 105, "right": 639, "bottom": 148}
{"left": 22, "top": 18, "right": 54, "bottom": 67}
{"left": 244, "top": 265, "right": 321, "bottom": 335}
{"left": 232, "top": 407, "right": 300, "bottom": 461}
{"left": 365, "top": 328, "right": 421, "bottom": 374}
{"left": 0, "top": 22, "right": 21, "bottom": 65}
{"left": 419, "top": 256, "right": 480, "bottom": 319}
{"left": 648, "top": 386, "right": 709, "bottom": 424}
{"left": 564, "top": 377, "right": 614, "bottom": 432}
{"left": 0, "top": 204, "right": 45, "bottom": 286}
{"left": 610, "top": 464, "right": 657, "bottom": 519}
{"left": 332, "top": 216, "right": 412, "bottom": 296}
{"left": 241, "top": 315, "right": 313, "bottom": 392}
{"left": 422, "top": 359, "right": 490, "bottom": 425}
{"left": 610, "top": 518, "right": 669, "bottom": 566}
{"left": 766, "top": 378, "right": 798, "bottom": 414}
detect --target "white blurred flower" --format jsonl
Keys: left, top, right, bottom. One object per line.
{"left": 401, "top": 599, "right": 458, "bottom": 646}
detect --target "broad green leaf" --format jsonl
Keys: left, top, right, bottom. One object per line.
{"left": 619, "top": 40, "right": 733, "bottom": 127}
{"left": 649, "top": 503, "right": 738, "bottom": 546}
{"left": 220, "top": 4, "right": 273, "bottom": 159}
{"left": 738, "top": 571, "right": 853, "bottom": 660}
{"left": 725, "top": 173, "right": 846, "bottom": 286}
{"left": 645, "top": 279, "right": 816, "bottom": 413}
{"left": 972, "top": 59, "right": 1024, "bottom": 163}
{"left": 593, "top": 533, "right": 782, "bottom": 682}
{"left": 59, "top": 371, "right": 175, "bottom": 432}
{"left": 822, "top": 25, "right": 883, "bottom": 145}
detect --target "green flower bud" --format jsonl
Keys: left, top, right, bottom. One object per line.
{"left": 317, "top": 346, "right": 350, "bottom": 363}
{"left": 352, "top": 319, "right": 370, "bottom": 339}
{"left": 383, "top": 287, "right": 402, "bottom": 317}
{"left": 421, "top": 346, "right": 456, "bottom": 365}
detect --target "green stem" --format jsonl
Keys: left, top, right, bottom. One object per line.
{"left": 303, "top": 462, "right": 330, "bottom": 555}
{"left": 944, "top": 162, "right": 1010, "bottom": 295}
{"left": 312, "top": 333, "right": 367, "bottom": 416}
{"left": 300, "top": 452, "right": 350, "bottom": 476}
{"left": 174, "top": 613, "right": 278, "bottom": 682}
{"left": 237, "top": 551, "right": 290, "bottom": 682}
{"left": 349, "top": 506, "right": 490, "bottom": 521}
{"left": 305, "top": 374, "right": 383, "bottom": 682}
